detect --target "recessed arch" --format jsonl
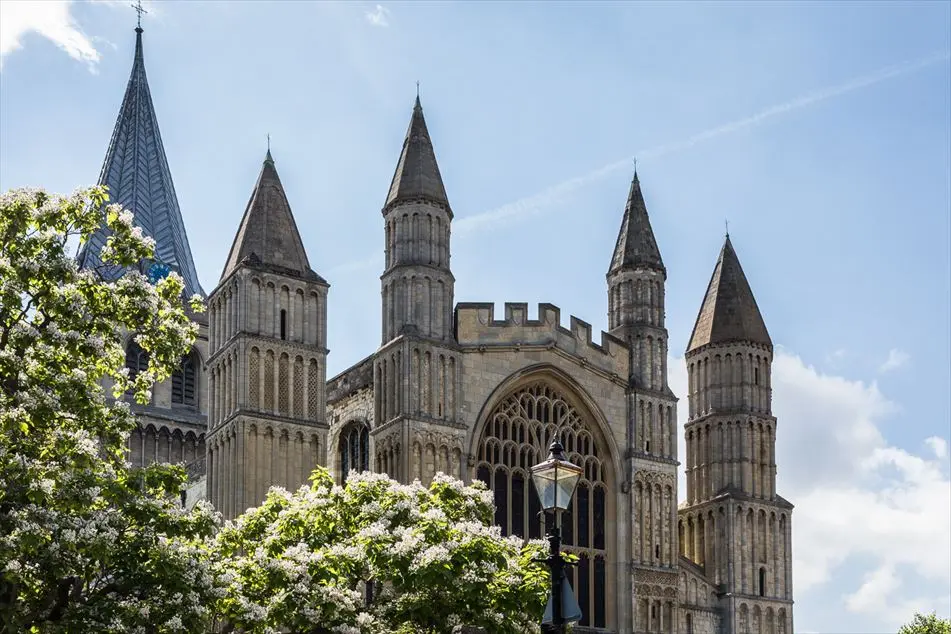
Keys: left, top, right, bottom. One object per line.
{"left": 468, "top": 363, "right": 622, "bottom": 480}
{"left": 469, "top": 364, "right": 618, "bottom": 630}
{"left": 338, "top": 419, "right": 370, "bottom": 484}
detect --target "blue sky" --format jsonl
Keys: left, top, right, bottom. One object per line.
{"left": 1, "top": 1, "right": 949, "bottom": 631}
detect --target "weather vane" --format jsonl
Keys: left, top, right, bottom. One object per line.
{"left": 725, "top": 219, "right": 730, "bottom": 237}
{"left": 131, "top": 0, "right": 147, "bottom": 29}
{"left": 633, "top": 157, "right": 638, "bottom": 173}
{"left": 416, "top": 80, "right": 420, "bottom": 98}
{"left": 267, "top": 133, "right": 270, "bottom": 152}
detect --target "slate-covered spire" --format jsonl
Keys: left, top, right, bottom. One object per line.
{"left": 76, "top": 26, "right": 204, "bottom": 297}
{"left": 608, "top": 169, "right": 665, "bottom": 276}
{"left": 384, "top": 96, "right": 451, "bottom": 214}
{"left": 687, "top": 235, "right": 772, "bottom": 353}
{"left": 221, "top": 151, "right": 323, "bottom": 283}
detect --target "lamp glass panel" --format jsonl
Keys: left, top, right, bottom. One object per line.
{"left": 532, "top": 460, "right": 582, "bottom": 511}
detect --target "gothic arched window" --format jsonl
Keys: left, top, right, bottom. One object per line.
{"left": 125, "top": 340, "right": 149, "bottom": 386}
{"left": 474, "top": 380, "right": 610, "bottom": 629}
{"left": 339, "top": 421, "right": 370, "bottom": 484}
{"left": 172, "top": 350, "right": 199, "bottom": 407}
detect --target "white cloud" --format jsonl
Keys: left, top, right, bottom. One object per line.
{"left": 824, "top": 347, "right": 847, "bottom": 366}
{"left": 0, "top": 0, "right": 100, "bottom": 70}
{"left": 668, "top": 348, "right": 951, "bottom": 629}
{"left": 926, "top": 436, "right": 949, "bottom": 460}
{"left": 880, "top": 347, "right": 911, "bottom": 373}
{"left": 0, "top": 0, "right": 149, "bottom": 71}
{"left": 364, "top": 4, "right": 391, "bottom": 27}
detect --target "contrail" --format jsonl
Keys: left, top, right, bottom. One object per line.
{"left": 454, "top": 50, "right": 951, "bottom": 236}
{"left": 328, "top": 50, "right": 950, "bottom": 275}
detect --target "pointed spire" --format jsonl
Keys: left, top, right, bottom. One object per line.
{"left": 687, "top": 235, "right": 772, "bottom": 353}
{"left": 608, "top": 169, "right": 665, "bottom": 276}
{"left": 221, "top": 151, "right": 324, "bottom": 283}
{"left": 384, "top": 96, "right": 451, "bottom": 214}
{"left": 76, "top": 26, "right": 204, "bottom": 297}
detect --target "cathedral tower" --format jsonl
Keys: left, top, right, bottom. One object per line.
{"left": 679, "top": 235, "right": 793, "bottom": 634}
{"left": 374, "top": 97, "right": 462, "bottom": 483}
{"left": 206, "top": 151, "right": 330, "bottom": 520}
{"left": 79, "top": 23, "right": 208, "bottom": 474}
{"left": 607, "top": 170, "right": 680, "bottom": 631}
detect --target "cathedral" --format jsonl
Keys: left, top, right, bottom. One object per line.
{"left": 77, "top": 24, "right": 795, "bottom": 634}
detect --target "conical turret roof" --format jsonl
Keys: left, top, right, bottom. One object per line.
{"left": 76, "top": 27, "right": 204, "bottom": 297}
{"left": 384, "top": 96, "right": 451, "bottom": 214}
{"left": 221, "top": 151, "right": 324, "bottom": 284}
{"left": 687, "top": 235, "right": 772, "bottom": 353}
{"left": 608, "top": 170, "right": 665, "bottom": 276}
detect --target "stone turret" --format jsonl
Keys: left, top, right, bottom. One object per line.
{"left": 607, "top": 169, "right": 668, "bottom": 392}
{"left": 607, "top": 169, "right": 680, "bottom": 632}
{"left": 206, "top": 151, "right": 329, "bottom": 520}
{"left": 679, "top": 234, "right": 793, "bottom": 634}
{"left": 380, "top": 96, "right": 454, "bottom": 343}
{"left": 374, "top": 96, "right": 461, "bottom": 484}
{"left": 684, "top": 234, "right": 774, "bottom": 502}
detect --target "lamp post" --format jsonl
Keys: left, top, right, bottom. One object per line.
{"left": 531, "top": 438, "right": 583, "bottom": 633}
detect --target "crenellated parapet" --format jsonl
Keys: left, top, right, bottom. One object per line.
{"left": 454, "top": 302, "right": 628, "bottom": 378}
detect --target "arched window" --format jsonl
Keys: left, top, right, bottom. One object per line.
{"left": 339, "top": 422, "right": 370, "bottom": 484}
{"left": 172, "top": 350, "right": 198, "bottom": 406}
{"left": 474, "top": 379, "right": 610, "bottom": 629}
{"left": 759, "top": 567, "right": 767, "bottom": 597}
{"left": 686, "top": 613, "right": 693, "bottom": 634}
{"left": 125, "top": 341, "right": 149, "bottom": 386}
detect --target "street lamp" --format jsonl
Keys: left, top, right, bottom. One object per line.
{"left": 531, "top": 438, "right": 583, "bottom": 633}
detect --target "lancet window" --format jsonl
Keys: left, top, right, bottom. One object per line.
{"left": 339, "top": 421, "right": 370, "bottom": 484}
{"left": 124, "top": 340, "right": 149, "bottom": 392}
{"left": 474, "top": 380, "right": 610, "bottom": 629}
{"left": 171, "top": 350, "right": 198, "bottom": 406}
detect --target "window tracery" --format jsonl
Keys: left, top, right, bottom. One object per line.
{"left": 474, "top": 380, "right": 609, "bottom": 629}
{"left": 339, "top": 421, "right": 370, "bottom": 484}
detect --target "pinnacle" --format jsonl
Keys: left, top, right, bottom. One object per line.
{"left": 686, "top": 235, "right": 772, "bottom": 353}
{"left": 384, "top": 96, "right": 451, "bottom": 214}
{"left": 608, "top": 169, "right": 665, "bottom": 276}
{"left": 221, "top": 151, "right": 324, "bottom": 283}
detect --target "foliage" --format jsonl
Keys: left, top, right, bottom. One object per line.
{"left": 0, "top": 187, "right": 220, "bottom": 633}
{"left": 213, "top": 468, "right": 551, "bottom": 634}
{"left": 899, "top": 612, "right": 951, "bottom": 634}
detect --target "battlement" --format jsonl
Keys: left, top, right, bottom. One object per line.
{"left": 454, "top": 302, "right": 628, "bottom": 377}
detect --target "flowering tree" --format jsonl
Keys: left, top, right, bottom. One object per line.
{"left": 0, "top": 187, "right": 221, "bottom": 633}
{"left": 213, "top": 468, "right": 550, "bottom": 634}
{"left": 899, "top": 613, "right": 951, "bottom": 634}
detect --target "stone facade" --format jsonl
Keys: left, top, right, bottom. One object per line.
{"left": 88, "top": 27, "right": 796, "bottom": 634}
{"left": 119, "top": 314, "right": 210, "bottom": 477}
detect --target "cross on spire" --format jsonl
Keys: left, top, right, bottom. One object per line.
{"left": 725, "top": 219, "right": 730, "bottom": 238}
{"left": 131, "top": 0, "right": 147, "bottom": 29}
